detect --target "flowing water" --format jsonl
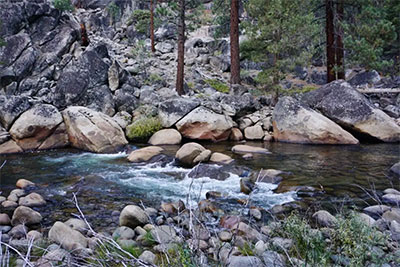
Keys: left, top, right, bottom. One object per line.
{"left": 0, "top": 142, "right": 399, "bottom": 229}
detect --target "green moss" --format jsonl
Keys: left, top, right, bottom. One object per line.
{"left": 126, "top": 116, "right": 162, "bottom": 142}
{"left": 145, "top": 73, "right": 163, "bottom": 85}
{"left": 204, "top": 79, "right": 229, "bottom": 93}
{"left": 157, "top": 244, "right": 196, "bottom": 267}
{"left": 238, "top": 242, "right": 255, "bottom": 256}
{"left": 143, "top": 230, "right": 157, "bottom": 246}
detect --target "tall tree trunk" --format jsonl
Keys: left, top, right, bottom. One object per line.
{"left": 230, "top": 0, "right": 240, "bottom": 85}
{"left": 176, "top": 0, "right": 185, "bottom": 95}
{"left": 326, "top": 0, "right": 335, "bottom": 82}
{"left": 150, "top": 0, "right": 155, "bottom": 53}
{"left": 335, "top": 0, "right": 345, "bottom": 80}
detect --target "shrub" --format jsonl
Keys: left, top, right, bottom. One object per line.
{"left": 126, "top": 116, "right": 162, "bottom": 142}
{"left": 131, "top": 9, "right": 151, "bottom": 34}
{"left": 107, "top": 2, "right": 120, "bottom": 23}
{"left": 53, "top": 0, "right": 73, "bottom": 12}
{"left": 204, "top": 79, "right": 229, "bottom": 93}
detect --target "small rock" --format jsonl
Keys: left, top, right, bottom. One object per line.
{"left": 187, "top": 239, "right": 209, "bottom": 250}
{"left": 64, "top": 218, "right": 87, "bottom": 234}
{"left": 49, "top": 221, "right": 88, "bottom": 250}
{"left": 271, "top": 237, "right": 294, "bottom": 250}
{"left": 363, "top": 205, "right": 391, "bottom": 218}
{"left": 230, "top": 128, "right": 244, "bottom": 141}
{"left": 232, "top": 145, "right": 271, "bottom": 154}
{"left": 262, "top": 250, "right": 285, "bottom": 267}
{"left": 0, "top": 225, "right": 11, "bottom": 233}
{"left": 9, "top": 189, "right": 25, "bottom": 198}
{"left": 250, "top": 208, "right": 262, "bottom": 221}
{"left": 228, "top": 256, "right": 263, "bottom": 267}
{"left": 312, "top": 210, "right": 337, "bottom": 227}
{"left": 356, "top": 213, "right": 376, "bottom": 226}
{"left": 390, "top": 162, "right": 400, "bottom": 175}
{"left": 244, "top": 125, "right": 264, "bottom": 140}
{"left": 0, "top": 196, "right": 5, "bottom": 203}
{"left": 11, "top": 206, "right": 42, "bottom": 226}
{"left": 0, "top": 213, "right": 11, "bottom": 225}
{"left": 175, "top": 142, "right": 209, "bottom": 167}
{"left": 134, "top": 226, "right": 147, "bottom": 236}
{"left": 263, "top": 132, "right": 273, "bottom": 142}
{"left": 27, "top": 230, "right": 42, "bottom": 241}
{"left": 383, "top": 188, "right": 400, "bottom": 195}
{"left": 242, "top": 153, "right": 253, "bottom": 160}
{"left": 127, "top": 146, "right": 164, "bottom": 163}
{"left": 220, "top": 215, "right": 240, "bottom": 229}
{"left": 9, "top": 225, "right": 27, "bottom": 239}
{"left": 218, "top": 231, "right": 232, "bottom": 242}
{"left": 139, "top": 250, "right": 156, "bottom": 264}
{"left": 382, "top": 209, "right": 400, "bottom": 224}
{"left": 18, "top": 192, "right": 46, "bottom": 207}
{"left": 382, "top": 194, "right": 400, "bottom": 205}
{"left": 119, "top": 205, "right": 149, "bottom": 229}
{"left": 144, "top": 207, "right": 158, "bottom": 217}
{"left": 16, "top": 179, "right": 35, "bottom": 189}
{"left": 240, "top": 177, "right": 255, "bottom": 194}
{"left": 254, "top": 240, "right": 266, "bottom": 256}
{"left": 151, "top": 225, "right": 177, "bottom": 244}
{"left": 113, "top": 226, "right": 136, "bottom": 240}
{"left": 209, "top": 152, "right": 234, "bottom": 164}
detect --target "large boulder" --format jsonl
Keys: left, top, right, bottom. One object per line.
{"left": 158, "top": 98, "right": 200, "bottom": 128}
{"left": 303, "top": 81, "right": 400, "bottom": 142}
{"left": 62, "top": 106, "right": 128, "bottom": 153}
{"left": 148, "top": 129, "right": 182, "bottom": 145}
{"left": 9, "top": 104, "right": 67, "bottom": 150}
{"left": 49, "top": 222, "right": 88, "bottom": 250}
{"left": 0, "top": 96, "right": 31, "bottom": 130}
{"left": 175, "top": 142, "right": 210, "bottom": 167}
{"left": 176, "top": 106, "right": 235, "bottom": 142}
{"left": 273, "top": 96, "right": 359, "bottom": 144}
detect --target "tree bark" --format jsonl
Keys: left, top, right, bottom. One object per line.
{"left": 335, "top": 0, "right": 345, "bottom": 79}
{"left": 230, "top": 0, "right": 240, "bottom": 85}
{"left": 150, "top": 0, "right": 155, "bottom": 53}
{"left": 176, "top": 0, "right": 185, "bottom": 95}
{"left": 326, "top": 0, "right": 335, "bottom": 82}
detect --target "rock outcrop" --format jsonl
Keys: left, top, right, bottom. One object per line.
{"left": 62, "top": 106, "right": 128, "bottom": 153}
{"left": 303, "top": 81, "right": 400, "bottom": 142}
{"left": 273, "top": 96, "right": 359, "bottom": 144}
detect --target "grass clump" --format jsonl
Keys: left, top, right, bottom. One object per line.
{"left": 157, "top": 244, "right": 196, "bottom": 267}
{"left": 204, "top": 79, "right": 229, "bottom": 93}
{"left": 126, "top": 116, "right": 162, "bottom": 142}
{"left": 238, "top": 242, "right": 255, "bottom": 256}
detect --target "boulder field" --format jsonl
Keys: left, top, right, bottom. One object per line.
{"left": 1, "top": 80, "right": 399, "bottom": 154}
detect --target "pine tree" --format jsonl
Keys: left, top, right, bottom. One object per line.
{"left": 176, "top": 0, "right": 185, "bottom": 95}
{"left": 230, "top": 0, "right": 240, "bottom": 85}
{"left": 244, "top": 0, "right": 318, "bottom": 95}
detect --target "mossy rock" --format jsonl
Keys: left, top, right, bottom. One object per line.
{"left": 126, "top": 116, "right": 162, "bottom": 142}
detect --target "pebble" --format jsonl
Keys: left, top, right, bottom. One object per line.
{"left": 0, "top": 213, "right": 11, "bottom": 225}
{"left": 16, "top": 179, "right": 35, "bottom": 189}
{"left": 1, "top": 200, "right": 18, "bottom": 209}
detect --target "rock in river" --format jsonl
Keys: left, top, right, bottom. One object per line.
{"left": 273, "top": 96, "right": 359, "bottom": 144}
{"left": 175, "top": 142, "right": 211, "bottom": 167}
{"left": 303, "top": 80, "right": 400, "bottom": 142}
{"left": 62, "top": 106, "right": 128, "bottom": 153}
{"left": 128, "top": 146, "right": 164, "bottom": 163}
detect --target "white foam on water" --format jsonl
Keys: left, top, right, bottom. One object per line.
{"left": 43, "top": 151, "right": 128, "bottom": 163}
{"left": 101, "top": 162, "right": 296, "bottom": 209}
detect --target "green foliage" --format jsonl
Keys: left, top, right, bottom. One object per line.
{"left": 204, "top": 79, "right": 229, "bottom": 93}
{"left": 244, "top": 0, "right": 318, "bottom": 92}
{"left": 53, "top": 0, "right": 73, "bottom": 12}
{"left": 211, "top": 0, "right": 230, "bottom": 38}
{"left": 88, "top": 240, "right": 140, "bottom": 267}
{"left": 238, "top": 242, "right": 255, "bottom": 256}
{"left": 126, "top": 116, "right": 162, "bottom": 142}
{"left": 342, "top": 0, "right": 397, "bottom": 72}
{"left": 272, "top": 212, "right": 394, "bottom": 266}
{"left": 157, "top": 244, "right": 196, "bottom": 267}
{"left": 277, "top": 213, "right": 329, "bottom": 265}
{"left": 145, "top": 73, "right": 163, "bottom": 85}
{"left": 332, "top": 212, "right": 390, "bottom": 266}
{"left": 118, "top": 242, "right": 142, "bottom": 258}
{"left": 131, "top": 9, "right": 151, "bottom": 34}
{"left": 107, "top": 2, "right": 121, "bottom": 23}
{"left": 143, "top": 230, "right": 157, "bottom": 247}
